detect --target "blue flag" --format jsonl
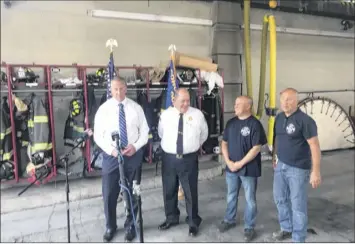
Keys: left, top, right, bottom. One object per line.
{"left": 105, "top": 51, "right": 116, "bottom": 99}
{"left": 165, "top": 59, "right": 179, "bottom": 109}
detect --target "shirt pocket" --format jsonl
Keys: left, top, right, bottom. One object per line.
{"left": 185, "top": 119, "right": 200, "bottom": 139}
{"left": 126, "top": 110, "right": 139, "bottom": 130}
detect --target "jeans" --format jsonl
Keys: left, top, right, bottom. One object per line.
{"left": 224, "top": 171, "right": 258, "bottom": 229}
{"left": 273, "top": 160, "right": 310, "bottom": 242}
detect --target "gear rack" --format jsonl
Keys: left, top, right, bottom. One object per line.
{"left": 0, "top": 62, "right": 225, "bottom": 186}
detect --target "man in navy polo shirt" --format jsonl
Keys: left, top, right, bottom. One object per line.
{"left": 272, "top": 88, "right": 321, "bottom": 243}
{"left": 218, "top": 96, "right": 267, "bottom": 242}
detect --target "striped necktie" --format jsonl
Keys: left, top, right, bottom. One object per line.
{"left": 176, "top": 113, "right": 183, "bottom": 155}
{"left": 118, "top": 103, "right": 128, "bottom": 148}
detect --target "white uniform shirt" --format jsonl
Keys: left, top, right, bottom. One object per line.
{"left": 94, "top": 97, "right": 149, "bottom": 155}
{"left": 158, "top": 106, "right": 209, "bottom": 154}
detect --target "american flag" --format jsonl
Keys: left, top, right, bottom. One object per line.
{"left": 165, "top": 58, "right": 179, "bottom": 109}
{"left": 105, "top": 51, "right": 116, "bottom": 99}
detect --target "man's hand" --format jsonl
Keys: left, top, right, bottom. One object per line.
{"left": 226, "top": 160, "right": 235, "bottom": 171}
{"left": 111, "top": 149, "right": 119, "bottom": 158}
{"left": 226, "top": 160, "right": 243, "bottom": 172}
{"left": 231, "top": 161, "right": 244, "bottom": 172}
{"left": 310, "top": 170, "right": 321, "bottom": 189}
{"left": 121, "top": 144, "right": 136, "bottom": 157}
{"left": 85, "top": 128, "right": 93, "bottom": 137}
{"left": 272, "top": 158, "right": 277, "bottom": 169}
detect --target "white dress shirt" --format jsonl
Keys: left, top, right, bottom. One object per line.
{"left": 94, "top": 97, "right": 149, "bottom": 156}
{"left": 158, "top": 106, "right": 209, "bottom": 154}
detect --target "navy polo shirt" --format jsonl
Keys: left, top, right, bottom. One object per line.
{"left": 274, "top": 108, "right": 317, "bottom": 170}
{"left": 223, "top": 115, "right": 267, "bottom": 177}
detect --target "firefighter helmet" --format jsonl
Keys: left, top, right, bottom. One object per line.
{"left": 14, "top": 67, "right": 38, "bottom": 82}
{"left": 96, "top": 68, "right": 105, "bottom": 77}
{"left": 69, "top": 99, "right": 83, "bottom": 117}
{"left": 0, "top": 162, "right": 15, "bottom": 181}
{"left": 1, "top": 71, "right": 7, "bottom": 84}
{"left": 176, "top": 68, "right": 196, "bottom": 83}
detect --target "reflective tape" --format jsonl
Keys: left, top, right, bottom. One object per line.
{"left": 0, "top": 150, "right": 13, "bottom": 161}
{"left": 27, "top": 116, "right": 49, "bottom": 127}
{"left": 31, "top": 143, "right": 52, "bottom": 153}
{"left": 69, "top": 122, "right": 84, "bottom": 133}
{"left": 0, "top": 127, "right": 11, "bottom": 140}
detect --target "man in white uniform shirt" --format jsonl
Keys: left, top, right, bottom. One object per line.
{"left": 94, "top": 77, "right": 149, "bottom": 242}
{"left": 157, "top": 88, "right": 208, "bottom": 237}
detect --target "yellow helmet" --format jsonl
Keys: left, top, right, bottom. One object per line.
{"left": 69, "top": 99, "right": 83, "bottom": 117}
{"left": 95, "top": 68, "right": 105, "bottom": 77}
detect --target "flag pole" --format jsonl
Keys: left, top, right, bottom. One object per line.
{"left": 106, "top": 38, "right": 118, "bottom": 53}
{"left": 105, "top": 38, "right": 118, "bottom": 99}
{"left": 168, "top": 44, "right": 185, "bottom": 201}
{"left": 168, "top": 44, "right": 176, "bottom": 65}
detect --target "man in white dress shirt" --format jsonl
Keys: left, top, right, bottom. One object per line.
{"left": 94, "top": 77, "right": 149, "bottom": 242}
{"left": 157, "top": 88, "right": 208, "bottom": 237}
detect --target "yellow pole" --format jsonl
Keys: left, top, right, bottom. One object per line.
{"left": 256, "top": 15, "right": 269, "bottom": 119}
{"left": 243, "top": 0, "right": 253, "bottom": 112}
{"left": 267, "top": 15, "right": 277, "bottom": 148}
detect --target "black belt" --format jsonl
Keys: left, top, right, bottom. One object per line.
{"left": 164, "top": 151, "right": 197, "bottom": 159}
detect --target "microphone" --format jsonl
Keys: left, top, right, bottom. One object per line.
{"left": 111, "top": 131, "right": 120, "bottom": 149}
{"left": 75, "top": 129, "right": 94, "bottom": 144}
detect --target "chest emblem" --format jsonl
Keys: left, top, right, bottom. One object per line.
{"left": 241, "top": 126, "right": 250, "bottom": 137}
{"left": 286, "top": 123, "right": 296, "bottom": 134}
{"left": 188, "top": 116, "right": 193, "bottom": 121}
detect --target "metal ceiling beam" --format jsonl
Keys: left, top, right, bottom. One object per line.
{"left": 205, "top": 0, "right": 355, "bottom": 21}
{"left": 241, "top": 0, "right": 355, "bottom": 21}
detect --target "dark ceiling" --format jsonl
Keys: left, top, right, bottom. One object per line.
{"left": 205, "top": 0, "right": 355, "bottom": 21}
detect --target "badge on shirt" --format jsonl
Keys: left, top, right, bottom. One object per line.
{"left": 286, "top": 123, "right": 296, "bottom": 134}
{"left": 241, "top": 126, "right": 250, "bottom": 137}
{"left": 188, "top": 116, "right": 193, "bottom": 121}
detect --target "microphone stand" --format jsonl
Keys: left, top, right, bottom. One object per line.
{"left": 17, "top": 137, "right": 87, "bottom": 243}
{"left": 112, "top": 133, "right": 144, "bottom": 243}
{"left": 133, "top": 179, "right": 144, "bottom": 243}
{"left": 17, "top": 163, "right": 51, "bottom": 196}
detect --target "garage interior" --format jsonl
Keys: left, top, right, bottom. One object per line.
{"left": 0, "top": 0, "right": 354, "bottom": 243}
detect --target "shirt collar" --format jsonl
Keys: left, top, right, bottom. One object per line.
{"left": 172, "top": 106, "right": 190, "bottom": 115}
{"left": 111, "top": 97, "right": 128, "bottom": 107}
{"left": 284, "top": 108, "right": 300, "bottom": 118}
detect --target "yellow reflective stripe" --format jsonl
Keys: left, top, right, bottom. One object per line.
{"left": 0, "top": 150, "right": 13, "bottom": 161}
{"left": 28, "top": 120, "right": 34, "bottom": 127}
{"left": 31, "top": 143, "right": 52, "bottom": 152}
{"left": 69, "top": 122, "right": 84, "bottom": 133}
{"left": 340, "top": 0, "right": 355, "bottom": 6}
{"left": 34, "top": 116, "right": 48, "bottom": 123}
{"left": 0, "top": 127, "right": 12, "bottom": 140}
{"left": 22, "top": 141, "right": 29, "bottom": 146}
{"left": 148, "top": 133, "right": 153, "bottom": 139}
{"left": 3, "top": 152, "right": 13, "bottom": 161}
{"left": 28, "top": 116, "right": 49, "bottom": 127}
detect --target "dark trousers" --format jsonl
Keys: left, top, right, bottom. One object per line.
{"left": 161, "top": 151, "right": 201, "bottom": 228}
{"left": 102, "top": 149, "right": 143, "bottom": 231}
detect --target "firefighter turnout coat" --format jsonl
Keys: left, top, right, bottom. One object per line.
{"left": 0, "top": 97, "right": 13, "bottom": 163}
{"left": 27, "top": 94, "right": 52, "bottom": 156}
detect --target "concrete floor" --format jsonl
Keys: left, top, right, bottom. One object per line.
{"left": 1, "top": 149, "right": 354, "bottom": 242}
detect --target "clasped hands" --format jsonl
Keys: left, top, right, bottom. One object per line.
{"left": 226, "top": 160, "right": 244, "bottom": 172}
{"left": 111, "top": 144, "right": 136, "bottom": 157}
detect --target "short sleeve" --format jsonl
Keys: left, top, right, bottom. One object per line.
{"left": 222, "top": 122, "right": 230, "bottom": 142}
{"left": 302, "top": 116, "right": 318, "bottom": 140}
{"left": 251, "top": 121, "right": 267, "bottom": 146}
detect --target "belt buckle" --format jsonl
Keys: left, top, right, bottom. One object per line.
{"left": 176, "top": 154, "right": 183, "bottom": 159}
